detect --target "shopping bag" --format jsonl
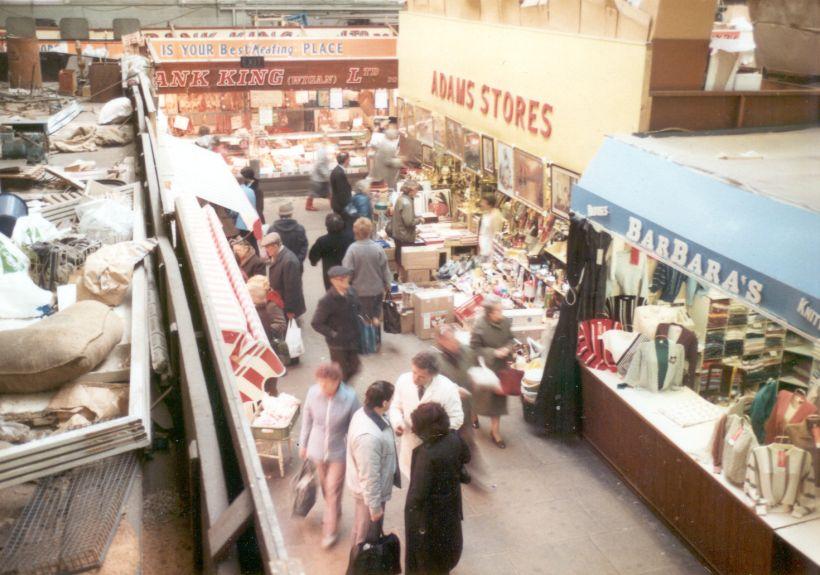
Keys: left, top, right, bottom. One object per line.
{"left": 292, "top": 460, "right": 317, "bottom": 517}
{"left": 467, "top": 357, "right": 502, "bottom": 394}
{"left": 347, "top": 520, "right": 402, "bottom": 575}
{"left": 382, "top": 298, "right": 401, "bottom": 334}
{"left": 497, "top": 367, "right": 525, "bottom": 396}
{"left": 285, "top": 319, "right": 304, "bottom": 358}
{"left": 359, "top": 317, "right": 378, "bottom": 355}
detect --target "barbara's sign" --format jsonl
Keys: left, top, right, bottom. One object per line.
{"left": 430, "top": 70, "right": 554, "bottom": 139}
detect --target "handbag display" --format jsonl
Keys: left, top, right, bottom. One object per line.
{"left": 347, "top": 520, "right": 401, "bottom": 575}
{"left": 497, "top": 367, "right": 524, "bottom": 396}
{"left": 291, "top": 460, "right": 317, "bottom": 518}
{"left": 382, "top": 297, "right": 402, "bottom": 334}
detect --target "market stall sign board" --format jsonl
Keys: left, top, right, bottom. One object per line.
{"left": 148, "top": 37, "right": 396, "bottom": 63}
{"left": 154, "top": 60, "right": 398, "bottom": 93}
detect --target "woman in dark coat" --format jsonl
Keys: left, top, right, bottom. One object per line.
{"left": 308, "top": 213, "right": 354, "bottom": 290}
{"left": 405, "top": 402, "right": 471, "bottom": 575}
{"left": 470, "top": 295, "right": 515, "bottom": 448}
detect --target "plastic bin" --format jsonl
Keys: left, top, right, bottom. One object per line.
{"left": 0, "top": 193, "right": 28, "bottom": 237}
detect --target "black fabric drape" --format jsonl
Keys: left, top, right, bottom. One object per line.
{"left": 534, "top": 216, "right": 611, "bottom": 435}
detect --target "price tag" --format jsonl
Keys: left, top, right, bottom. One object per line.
{"left": 777, "top": 451, "right": 788, "bottom": 468}
{"left": 727, "top": 426, "right": 743, "bottom": 446}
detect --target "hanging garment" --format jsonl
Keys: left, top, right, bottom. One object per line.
{"left": 604, "top": 295, "right": 646, "bottom": 331}
{"left": 656, "top": 323, "right": 699, "bottom": 390}
{"left": 608, "top": 243, "right": 650, "bottom": 299}
{"left": 633, "top": 305, "right": 695, "bottom": 340}
{"left": 744, "top": 444, "right": 816, "bottom": 517}
{"left": 709, "top": 414, "right": 758, "bottom": 484}
{"left": 535, "top": 216, "right": 610, "bottom": 435}
{"left": 651, "top": 262, "right": 686, "bottom": 303}
{"left": 624, "top": 339, "right": 686, "bottom": 392}
{"left": 616, "top": 333, "right": 650, "bottom": 378}
{"left": 764, "top": 390, "right": 818, "bottom": 444}
{"left": 685, "top": 276, "right": 710, "bottom": 306}
{"left": 749, "top": 379, "right": 779, "bottom": 443}
{"left": 576, "top": 318, "right": 623, "bottom": 372}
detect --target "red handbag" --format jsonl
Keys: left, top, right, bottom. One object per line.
{"left": 497, "top": 368, "right": 524, "bottom": 396}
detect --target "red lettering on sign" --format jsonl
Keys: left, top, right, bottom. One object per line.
{"left": 269, "top": 69, "right": 284, "bottom": 86}
{"left": 502, "top": 92, "right": 514, "bottom": 123}
{"left": 170, "top": 70, "right": 190, "bottom": 88}
{"left": 541, "top": 103, "right": 553, "bottom": 138}
{"left": 154, "top": 71, "right": 168, "bottom": 88}
{"left": 514, "top": 95, "right": 526, "bottom": 129}
{"left": 431, "top": 71, "right": 438, "bottom": 96}
{"left": 456, "top": 78, "right": 467, "bottom": 106}
{"left": 480, "top": 85, "right": 490, "bottom": 115}
{"left": 466, "top": 81, "right": 475, "bottom": 110}
{"left": 248, "top": 69, "right": 267, "bottom": 86}
{"left": 217, "top": 69, "right": 237, "bottom": 87}
{"left": 190, "top": 69, "right": 210, "bottom": 88}
{"left": 347, "top": 67, "right": 362, "bottom": 84}
{"left": 492, "top": 88, "right": 502, "bottom": 118}
{"left": 527, "top": 99, "right": 539, "bottom": 134}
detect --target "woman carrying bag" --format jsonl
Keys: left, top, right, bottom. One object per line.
{"left": 469, "top": 296, "right": 516, "bottom": 448}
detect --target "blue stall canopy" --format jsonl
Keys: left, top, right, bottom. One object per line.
{"left": 572, "top": 127, "right": 820, "bottom": 342}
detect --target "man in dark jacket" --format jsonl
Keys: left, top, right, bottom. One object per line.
{"left": 308, "top": 213, "right": 354, "bottom": 290}
{"left": 311, "top": 266, "right": 362, "bottom": 382}
{"left": 272, "top": 201, "right": 308, "bottom": 265}
{"left": 262, "top": 232, "right": 306, "bottom": 320}
{"left": 330, "top": 152, "right": 352, "bottom": 217}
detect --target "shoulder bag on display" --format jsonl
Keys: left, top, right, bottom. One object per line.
{"left": 292, "top": 459, "right": 317, "bottom": 517}
{"left": 382, "top": 297, "right": 401, "bottom": 334}
{"left": 285, "top": 318, "right": 304, "bottom": 358}
{"left": 347, "top": 520, "right": 401, "bottom": 575}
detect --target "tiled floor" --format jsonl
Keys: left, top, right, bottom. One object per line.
{"left": 261, "top": 196, "right": 711, "bottom": 575}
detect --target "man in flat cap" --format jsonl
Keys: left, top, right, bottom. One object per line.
{"left": 272, "top": 201, "right": 308, "bottom": 266}
{"left": 311, "top": 266, "right": 363, "bottom": 382}
{"left": 262, "top": 232, "right": 306, "bottom": 321}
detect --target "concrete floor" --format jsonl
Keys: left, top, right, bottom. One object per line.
{"left": 260, "top": 195, "right": 712, "bottom": 575}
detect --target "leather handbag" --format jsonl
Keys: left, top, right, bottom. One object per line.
{"left": 347, "top": 520, "right": 401, "bottom": 575}
{"left": 291, "top": 460, "right": 317, "bottom": 518}
{"left": 382, "top": 297, "right": 402, "bottom": 334}
{"left": 497, "top": 367, "right": 525, "bottom": 396}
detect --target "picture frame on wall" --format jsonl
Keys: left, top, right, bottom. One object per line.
{"left": 426, "top": 188, "right": 452, "bottom": 218}
{"left": 421, "top": 144, "right": 434, "bottom": 168}
{"left": 513, "top": 148, "right": 546, "bottom": 212}
{"left": 445, "top": 117, "right": 464, "bottom": 158}
{"left": 415, "top": 107, "right": 433, "bottom": 145}
{"left": 463, "top": 129, "right": 481, "bottom": 172}
{"left": 551, "top": 165, "right": 578, "bottom": 219}
{"left": 432, "top": 112, "right": 446, "bottom": 148}
{"left": 496, "top": 141, "right": 514, "bottom": 195}
{"left": 481, "top": 135, "right": 495, "bottom": 175}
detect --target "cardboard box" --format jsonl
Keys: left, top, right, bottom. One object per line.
{"left": 413, "top": 289, "right": 454, "bottom": 340}
{"left": 384, "top": 246, "right": 396, "bottom": 262}
{"left": 401, "top": 310, "right": 415, "bottom": 334}
{"left": 400, "top": 268, "right": 432, "bottom": 283}
{"left": 401, "top": 245, "right": 441, "bottom": 270}
{"left": 753, "top": 23, "right": 820, "bottom": 76}
{"left": 503, "top": 308, "right": 545, "bottom": 327}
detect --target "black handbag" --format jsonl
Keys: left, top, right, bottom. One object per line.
{"left": 347, "top": 520, "right": 401, "bottom": 575}
{"left": 382, "top": 297, "right": 402, "bottom": 334}
{"left": 291, "top": 460, "right": 317, "bottom": 517}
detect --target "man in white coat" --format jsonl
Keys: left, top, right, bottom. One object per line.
{"left": 390, "top": 351, "right": 464, "bottom": 478}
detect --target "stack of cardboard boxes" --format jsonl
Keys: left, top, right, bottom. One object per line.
{"left": 390, "top": 283, "right": 455, "bottom": 339}
{"left": 399, "top": 245, "right": 442, "bottom": 283}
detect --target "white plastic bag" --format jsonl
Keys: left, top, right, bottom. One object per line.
{"left": 11, "top": 214, "right": 62, "bottom": 247}
{"left": 285, "top": 319, "right": 304, "bottom": 358}
{"left": 0, "top": 272, "right": 53, "bottom": 319}
{"left": 0, "top": 233, "right": 29, "bottom": 275}
{"left": 468, "top": 357, "right": 502, "bottom": 393}
{"left": 76, "top": 198, "right": 133, "bottom": 244}
{"left": 98, "top": 97, "right": 133, "bottom": 125}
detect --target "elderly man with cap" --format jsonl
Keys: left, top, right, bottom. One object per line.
{"left": 311, "top": 265, "right": 363, "bottom": 382}
{"left": 272, "top": 201, "right": 308, "bottom": 266}
{"left": 262, "top": 232, "right": 306, "bottom": 321}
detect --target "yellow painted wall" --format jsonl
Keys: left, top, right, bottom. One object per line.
{"left": 398, "top": 12, "right": 649, "bottom": 173}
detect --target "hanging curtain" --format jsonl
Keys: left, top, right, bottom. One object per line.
{"left": 534, "top": 215, "right": 611, "bottom": 435}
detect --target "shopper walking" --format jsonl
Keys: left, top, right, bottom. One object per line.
{"left": 390, "top": 352, "right": 463, "bottom": 478}
{"left": 232, "top": 236, "right": 266, "bottom": 279}
{"left": 299, "top": 363, "right": 360, "bottom": 549}
{"left": 235, "top": 174, "right": 260, "bottom": 253}
{"left": 240, "top": 166, "right": 265, "bottom": 225}
{"left": 262, "top": 232, "right": 306, "bottom": 320}
{"left": 346, "top": 380, "right": 400, "bottom": 550}
{"left": 434, "top": 325, "right": 487, "bottom": 485}
{"left": 350, "top": 179, "right": 373, "bottom": 221}
{"left": 478, "top": 194, "right": 503, "bottom": 261}
{"left": 306, "top": 137, "right": 333, "bottom": 211}
{"left": 391, "top": 180, "right": 422, "bottom": 269}
{"left": 370, "top": 126, "right": 403, "bottom": 191}
{"left": 311, "top": 266, "right": 363, "bottom": 382}
{"left": 246, "top": 275, "right": 286, "bottom": 343}
{"left": 309, "top": 213, "right": 354, "bottom": 290}
{"left": 342, "top": 217, "right": 391, "bottom": 326}
{"left": 330, "top": 152, "right": 353, "bottom": 218}
{"left": 272, "top": 202, "right": 308, "bottom": 266}
{"left": 470, "top": 296, "right": 514, "bottom": 448}
{"left": 405, "top": 402, "right": 470, "bottom": 575}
